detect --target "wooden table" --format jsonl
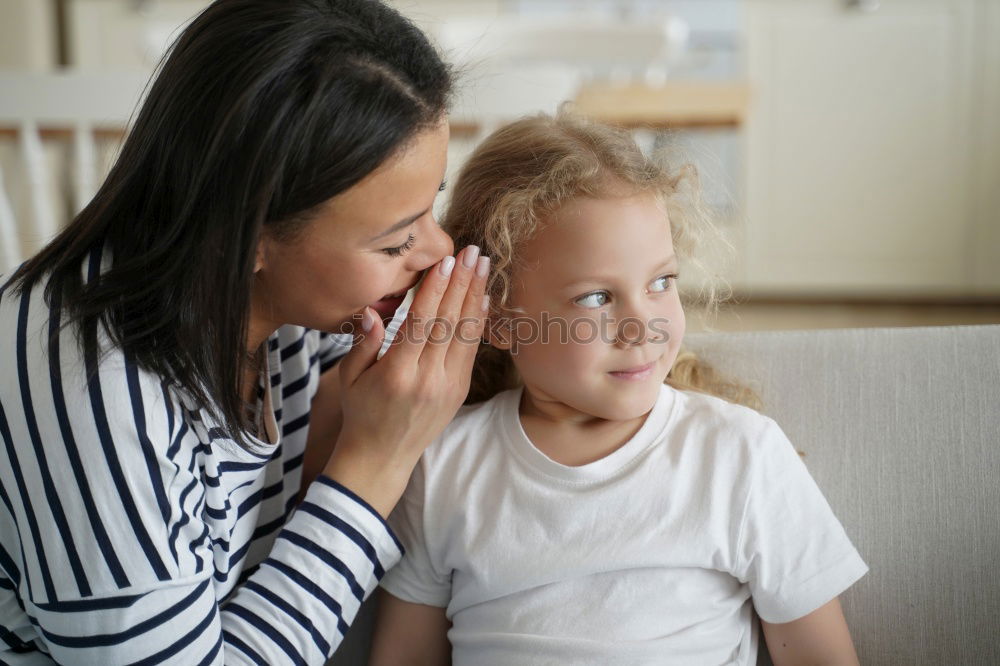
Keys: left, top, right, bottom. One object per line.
{"left": 572, "top": 81, "right": 750, "bottom": 128}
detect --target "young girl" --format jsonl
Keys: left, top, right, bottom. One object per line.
{"left": 368, "top": 113, "right": 867, "bottom": 665}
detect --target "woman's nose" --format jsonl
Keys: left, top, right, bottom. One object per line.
{"left": 410, "top": 215, "right": 454, "bottom": 271}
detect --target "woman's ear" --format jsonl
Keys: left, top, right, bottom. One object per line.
{"left": 253, "top": 236, "right": 268, "bottom": 274}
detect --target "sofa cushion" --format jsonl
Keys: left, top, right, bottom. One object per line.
{"left": 684, "top": 325, "right": 1000, "bottom": 665}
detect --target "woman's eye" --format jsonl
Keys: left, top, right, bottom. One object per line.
{"left": 575, "top": 291, "right": 610, "bottom": 308}
{"left": 383, "top": 233, "right": 416, "bottom": 257}
{"left": 438, "top": 180, "right": 448, "bottom": 192}
{"left": 650, "top": 274, "right": 679, "bottom": 293}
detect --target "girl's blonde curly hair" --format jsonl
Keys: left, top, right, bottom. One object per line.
{"left": 442, "top": 112, "right": 759, "bottom": 410}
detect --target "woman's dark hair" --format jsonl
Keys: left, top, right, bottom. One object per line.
{"left": 5, "top": 0, "right": 452, "bottom": 447}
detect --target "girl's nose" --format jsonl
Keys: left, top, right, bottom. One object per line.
{"left": 614, "top": 316, "right": 649, "bottom": 348}
{"left": 613, "top": 300, "right": 657, "bottom": 348}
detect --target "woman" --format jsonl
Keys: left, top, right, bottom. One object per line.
{"left": 0, "top": 0, "right": 486, "bottom": 662}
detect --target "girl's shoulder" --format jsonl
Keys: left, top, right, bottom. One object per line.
{"left": 670, "top": 384, "right": 768, "bottom": 420}
{"left": 421, "top": 388, "right": 518, "bottom": 459}
{"left": 667, "top": 386, "right": 785, "bottom": 450}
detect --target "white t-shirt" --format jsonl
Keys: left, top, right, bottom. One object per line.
{"left": 381, "top": 384, "right": 868, "bottom": 665}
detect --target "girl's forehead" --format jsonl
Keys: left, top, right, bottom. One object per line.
{"left": 535, "top": 194, "right": 671, "bottom": 247}
{"left": 514, "top": 193, "right": 675, "bottom": 284}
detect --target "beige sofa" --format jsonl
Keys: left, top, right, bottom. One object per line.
{"left": 331, "top": 325, "right": 1000, "bottom": 665}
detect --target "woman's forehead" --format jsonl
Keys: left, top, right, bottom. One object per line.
{"left": 311, "top": 122, "right": 450, "bottom": 239}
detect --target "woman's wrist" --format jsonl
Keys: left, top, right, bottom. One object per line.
{"left": 320, "top": 438, "right": 419, "bottom": 518}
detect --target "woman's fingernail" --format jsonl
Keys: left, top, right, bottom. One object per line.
{"left": 463, "top": 245, "right": 480, "bottom": 268}
{"left": 361, "top": 308, "right": 375, "bottom": 332}
{"left": 482, "top": 294, "right": 490, "bottom": 312}
{"left": 476, "top": 255, "right": 490, "bottom": 278}
{"left": 440, "top": 256, "right": 455, "bottom": 277}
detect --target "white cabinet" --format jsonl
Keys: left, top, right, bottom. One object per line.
{"left": 742, "top": 0, "right": 998, "bottom": 297}
{"left": 0, "top": 0, "right": 56, "bottom": 70}
{"left": 970, "top": 0, "right": 1000, "bottom": 294}
{"left": 63, "top": 0, "right": 505, "bottom": 70}
{"left": 65, "top": 0, "right": 209, "bottom": 70}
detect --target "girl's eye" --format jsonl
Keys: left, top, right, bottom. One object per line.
{"left": 575, "top": 291, "right": 611, "bottom": 308}
{"left": 383, "top": 233, "right": 416, "bottom": 257}
{"left": 650, "top": 274, "right": 679, "bottom": 293}
{"left": 438, "top": 180, "right": 448, "bottom": 192}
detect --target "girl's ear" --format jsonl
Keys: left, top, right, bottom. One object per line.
{"left": 483, "top": 316, "right": 512, "bottom": 351}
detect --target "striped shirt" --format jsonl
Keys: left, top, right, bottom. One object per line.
{"left": 0, "top": 251, "right": 403, "bottom": 664}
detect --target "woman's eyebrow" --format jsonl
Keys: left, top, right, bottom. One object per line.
{"left": 369, "top": 208, "right": 429, "bottom": 242}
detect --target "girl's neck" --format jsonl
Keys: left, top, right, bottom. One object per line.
{"left": 517, "top": 387, "right": 648, "bottom": 467}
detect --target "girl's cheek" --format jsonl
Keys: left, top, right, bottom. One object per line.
{"left": 565, "top": 341, "right": 604, "bottom": 368}
{"left": 671, "top": 306, "right": 687, "bottom": 341}
{"left": 563, "top": 316, "right": 607, "bottom": 347}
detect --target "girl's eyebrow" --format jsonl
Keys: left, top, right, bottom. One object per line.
{"left": 559, "top": 255, "right": 678, "bottom": 290}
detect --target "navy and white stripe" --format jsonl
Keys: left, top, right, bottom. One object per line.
{"left": 0, "top": 260, "right": 402, "bottom": 664}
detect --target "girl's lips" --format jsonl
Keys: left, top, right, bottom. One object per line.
{"left": 608, "top": 361, "right": 656, "bottom": 381}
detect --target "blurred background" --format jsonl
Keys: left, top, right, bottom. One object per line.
{"left": 1, "top": 0, "right": 998, "bottom": 332}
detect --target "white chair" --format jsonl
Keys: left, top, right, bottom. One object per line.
{"left": 0, "top": 71, "right": 150, "bottom": 273}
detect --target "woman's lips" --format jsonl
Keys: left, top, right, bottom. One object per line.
{"left": 370, "top": 294, "right": 406, "bottom": 320}
{"left": 608, "top": 361, "right": 656, "bottom": 381}
{"left": 368, "top": 275, "right": 423, "bottom": 321}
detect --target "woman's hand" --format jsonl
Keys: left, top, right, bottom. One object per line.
{"left": 323, "top": 245, "right": 489, "bottom": 517}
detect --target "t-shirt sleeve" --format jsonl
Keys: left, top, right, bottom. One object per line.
{"left": 734, "top": 419, "right": 869, "bottom": 624}
{"left": 379, "top": 458, "right": 452, "bottom": 608}
{"left": 317, "top": 332, "right": 353, "bottom": 373}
